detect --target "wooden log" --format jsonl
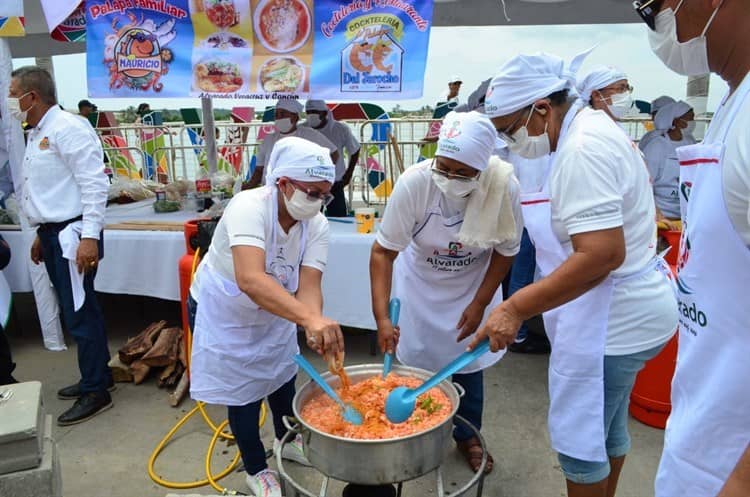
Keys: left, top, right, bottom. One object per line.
{"left": 108, "top": 356, "right": 134, "bottom": 383}
{"left": 168, "top": 371, "right": 190, "bottom": 407}
{"left": 118, "top": 320, "right": 166, "bottom": 365}
{"left": 130, "top": 360, "right": 151, "bottom": 385}
{"left": 141, "top": 327, "right": 181, "bottom": 367}
{"left": 158, "top": 362, "right": 177, "bottom": 388}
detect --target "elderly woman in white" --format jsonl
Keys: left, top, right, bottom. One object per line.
{"left": 577, "top": 66, "right": 634, "bottom": 123}
{"left": 370, "top": 111, "right": 522, "bottom": 474}
{"left": 465, "top": 53, "right": 677, "bottom": 497}
{"left": 187, "top": 137, "right": 344, "bottom": 497}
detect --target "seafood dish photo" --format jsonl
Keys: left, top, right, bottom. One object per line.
{"left": 258, "top": 56, "right": 305, "bottom": 92}
{"left": 254, "top": 0, "right": 311, "bottom": 53}
{"left": 195, "top": 59, "right": 244, "bottom": 93}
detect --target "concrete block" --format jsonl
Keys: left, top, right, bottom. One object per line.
{"left": 0, "top": 416, "right": 62, "bottom": 497}
{"left": 0, "top": 381, "right": 44, "bottom": 474}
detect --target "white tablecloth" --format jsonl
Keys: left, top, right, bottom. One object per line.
{"left": 0, "top": 214, "right": 378, "bottom": 330}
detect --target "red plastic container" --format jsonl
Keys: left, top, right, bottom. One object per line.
{"left": 179, "top": 219, "right": 206, "bottom": 373}
{"left": 659, "top": 230, "right": 681, "bottom": 266}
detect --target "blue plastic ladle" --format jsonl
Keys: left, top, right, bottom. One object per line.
{"left": 385, "top": 339, "right": 491, "bottom": 423}
{"left": 382, "top": 298, "right": 401, "bottom": 378}
{"left": 294, "top": 354, "right": 363, "bottom": 425}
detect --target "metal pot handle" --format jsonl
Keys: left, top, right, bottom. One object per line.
{"left": 282, "top": 415, "right": 302, "bottom": 434}
{"left": 452, "top": 381, "right": 466, "bottom": 398}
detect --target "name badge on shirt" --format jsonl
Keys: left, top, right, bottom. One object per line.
{"left": 39, "top": 137, "right": 50, "bottom": 150}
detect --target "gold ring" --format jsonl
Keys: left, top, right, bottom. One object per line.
{"left": 89, "top": 261, "right": 97, "bottom": 267}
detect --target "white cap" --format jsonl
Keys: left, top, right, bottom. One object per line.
{"left": 651, "top": 95, "right": 676, "bottom": 115}
{"left": 276, "top": 98, "right": 304, "bottom": 114}
{"left": 435, "top": 111, "right": 496, "bottom": 172}
{"left": 654, "top": 100, "right": 692, "bottom": 131}
{"left": 265, "top": 137, "right": 336, "bottom": 185}
{"left": 449, "top": 75, "right": 462, "bottom": 84}
{"left": 576, "top": 65, "right": 628, "bottom": 102}
{"left": 305, "top": 99, "right": 328, "bottom": 112}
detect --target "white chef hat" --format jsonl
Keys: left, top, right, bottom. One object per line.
{"left": 265, "top": 137, "right": 335, "bottom": 185}
{"left": 576, "top": 65, "right": 628, "bottom": 103}
{"left": 449, "top": 75, "right": 462, "bottom": 83}
{"left": 484, "top": 48, "right": 593, "bottom": 118}
{"left": 654, "top": 100, "right": 692, "bottom": 131}
{"left": 305, "top": 99, "right": 328, "bottom": 112}
{"left": 435, "top": 111, "right": 496, "bottom": 172}
{"left": 651, "top": 95, "right": 676, "bottom": 115}
{"left": 276, "top": 98, "right": 303, "bottom": 114}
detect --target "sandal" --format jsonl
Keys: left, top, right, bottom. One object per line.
{"left": 456, "top": 436, "right": 494, "bottom": 474}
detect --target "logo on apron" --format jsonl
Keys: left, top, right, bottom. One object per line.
{"left": 680, "top": 181, "right": 692, "bottom": 203}
{"left": 426, "top": 241, "right": 478, "bottom": 272}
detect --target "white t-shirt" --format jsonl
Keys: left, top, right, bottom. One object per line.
{"left": 256, "top": 126, "right": 336, "bottom": 170}
{"left": 551, "top": 107, "right": 677, "bottom": 355}
{"left": 301, "top": 118, "right": 360, "bottom": 181}
{"left": 708, "top": 73, "right": 750, "bottom": 246}
{"left": 377, "top": 161, "right": 522, "bottom": 257}
{"left": 642, "top": 134, "right": 695, "bottom": 219}
{"left": 190, "top": 187, "right": 329, "bottom": 300}
{"left": 508, "top": 152, "right": 551, "bottom": 194}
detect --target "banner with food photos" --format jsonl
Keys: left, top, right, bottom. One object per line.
{"left": 84, "top": 0, "right": 432, "bottom": 100}
{"left": 0, "top": 0, "right": 25, "bottom": 37}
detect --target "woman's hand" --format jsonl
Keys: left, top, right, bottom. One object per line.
{"left": 376, "top": 318, "right": 400, "bottom": 354}
{"left": 465, "top": 301, "right": 523, "bottom": 353}
{"left": 456, "top": 300, "right": 487, "bottom": 342}
{"left": 303, "top": 315, "right": 344, "bottom": 357}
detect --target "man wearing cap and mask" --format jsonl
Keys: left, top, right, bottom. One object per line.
{"left": 577, "top": 66, "right": 635, "bottom": 123}
{"left": 302, "top": 100, "right": 361, "bottom": 217}
{"left": 247, "top": 99, "right": 338, "bottom": 188}
{"left": 467, "top": 51, "right": 677, "bottom": 497}
{"left": 371, "top": 111, "right": 522, "bottom": 474}
{"left": 440, "top": 76, "right": 463, "bottom": 104}
{"left": 188, "top": 137, "right": 345, "bottom": 497}
{"left": 632, "top": 1, "right": 750, "bottom": 496}
{"left": 642, "top": 100, "right": 696, "bottom": 229}
{"left": 639, "top": 95, "right": 677, "bottom": 151}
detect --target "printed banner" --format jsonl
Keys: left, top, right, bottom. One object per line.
{"left": 51, "top": 3, "right": 87, "bottom": 42}
{"left": 310, "top": 0, "right": 433, "bottom": 99}
{"left": 85, "top": 0, "right": 432, "bottom": 100}
{"left": 0, "top": 0, "right": 25, "bottom": 37}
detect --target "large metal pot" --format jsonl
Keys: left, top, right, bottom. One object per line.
{"left": 289, "top": 363, "right": 463, "bottom": 485}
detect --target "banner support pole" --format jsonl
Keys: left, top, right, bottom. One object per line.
{"left": 201, "top": 97, "right": 218, "bottom": 175}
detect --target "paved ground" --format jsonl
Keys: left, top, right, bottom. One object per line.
{"left": 5, "top": 293, "right": 665, "bottom": 497}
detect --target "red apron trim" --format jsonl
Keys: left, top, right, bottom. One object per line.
{"left": 521, "top": 199, "right": 550, "bottom": 206}
{"left": 679, "top": 158, "right": 720, "bottom": 166}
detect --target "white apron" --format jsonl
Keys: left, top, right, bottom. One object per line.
{"left": 655, "top": 82, "right": 750, "bottom": 497}
{"left": 393, "top": 187, "right": 505, "bottom": 374}
{"left": 190, "top": 204, "right": 307, "bottom": 406}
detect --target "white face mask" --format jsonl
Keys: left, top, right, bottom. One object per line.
{"left": 507, "top": 106, "right": 551, "bottom": 159}
{"left": 431, "top": 172, "right": 479, "bottom": 199}
{"left": 306, "top": 113, "right": 323, "bottom": 128}
{"left": 283, "top": 188, "right": 323, "bottom": 220}
{"left": 604, "top": 91, "right": 634, "bottom": 120}
{"left": 7, "top": 92, "right": 33, "bottom": 122}
{"left": 276, "top": 117, "right": 294, "bottom": 134}
{"left": 648, "top": 0, "right": 722, "bottom": 76}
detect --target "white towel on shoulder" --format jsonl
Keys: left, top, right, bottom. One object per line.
{"left": 458, "top": 157, "right": 517, "bottom": 250}
{"left": 58, "top": 221, "right": 86, "bottom": 312}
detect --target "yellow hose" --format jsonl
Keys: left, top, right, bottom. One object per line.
{"left": 148, "top": 244, "right": 269, "bottom": 493}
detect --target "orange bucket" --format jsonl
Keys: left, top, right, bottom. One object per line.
{"left": 659, "top": 230, "right": 681, "bottom": 266}
{"left": 630, "top": 331, "right": 678, "bottom": 429}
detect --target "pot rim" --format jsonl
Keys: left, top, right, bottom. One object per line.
{"left": 292, "top": 363, "right": 460, "bottom": 444}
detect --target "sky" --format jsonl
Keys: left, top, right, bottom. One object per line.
{"left": 12, "top": 23, "right": 728, "bottom": 114}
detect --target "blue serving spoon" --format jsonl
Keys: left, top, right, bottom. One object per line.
{"left": 294, "top": 354, "right": 363, "bottom": 425}
{"left": 382, "top": 298, "right": 401, "bottom": 378}
{"left": 384, "top": 339, "right": 491, "bottom": 424}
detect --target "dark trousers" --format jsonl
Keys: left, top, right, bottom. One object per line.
{"left": 452, "top": 370, "right": 484, "bottom": 441}
{"left": 508, "top": 229, "right": 537, "bottom": 341}
{"left": 187, "top": 295, "right": 296, "bottom": 476}
{"left": 325, "top": 181, "right": 348, "bottom": 217}
{"left": 37, "top": 228, "right": 111, "bottom": 394}
{"left": 0, "top": 323, "right": 16, "bottom": 385}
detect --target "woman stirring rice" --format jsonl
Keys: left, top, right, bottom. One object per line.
{"left": 187, "top": 137, "right": 344, "bottom": 497}
{"left": 370, "top": 111, "right": 522, "bottom": 474}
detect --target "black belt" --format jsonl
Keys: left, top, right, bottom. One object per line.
{"left": 37, "top": 215, "right": 83, "bottom": 233}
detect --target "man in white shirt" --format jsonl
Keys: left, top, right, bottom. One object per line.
{"left": 302, "top": 100, "right": 361, "bottom": 217}
{"left": 247, "top": 99, "right": 338, "bottom": 188}
{"left": 9, "top": 66, "right": 113, "bottom": 426}
{"left": 439, "top": 76, "right": 462, "bottom": 105}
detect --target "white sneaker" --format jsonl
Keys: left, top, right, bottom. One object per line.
{"left": 274, "top": 434, "right": 312, "bottom": 466}
{"left": 245, "top": 468, "right": 282, "bottom": 497}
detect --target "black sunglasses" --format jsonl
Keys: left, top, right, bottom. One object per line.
{"left": 633, "top": 0, "right": 664, "bottom": 30}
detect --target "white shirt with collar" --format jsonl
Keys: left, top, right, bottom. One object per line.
{"left": 22, "top": 106, "right": 108, "bottom": 239}
{"left": 301, "top": 117, "right": 360, "bottom": 180}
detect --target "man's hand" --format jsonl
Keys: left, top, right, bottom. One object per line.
{"left": 464, "top": 301, "right": 523, "bottom": 353}
{"left": 303, "top": 315, "right": 344, "bottom": 357}
{"left": 376, "top": 318, "right": 400, "bottom": 354}
{"left": 30, "top": 235, "right": 43, "bottom": 264}
{"left": 456, "top": 300, "right": 487, "bottom": 342}
{"left": 76, "top": 238, "right": 99, "bottom": 274}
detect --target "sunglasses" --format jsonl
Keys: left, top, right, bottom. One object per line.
{"left": 633, "top": 0, "right": 664, "bottom": 30}
{"left": 288, "top": 179, "right": 334, "bottom": 206}
{"left": 430, "top": 161, "right": 479, "bottom": 182}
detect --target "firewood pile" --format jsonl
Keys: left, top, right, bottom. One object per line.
{"left": 109, "top": 320, "right": 190, "bottom": 406}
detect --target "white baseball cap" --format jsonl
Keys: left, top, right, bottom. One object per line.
{"left": 449, "top": 75, "right": 463, "bottom": 84}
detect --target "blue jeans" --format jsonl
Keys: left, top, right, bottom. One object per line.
{"left": 508, "top": 229, "right": 536, "bottom": 341}
{"left": 188, "top": 295, "right": 295, "bottom": 475}
{"left": 37, "top": 227, "right": 110, "bottom": 394}
{"left": 557, "top": 343, "right": 666, "bottom": 484}
{"left": 452, "top": 370, "right": 483, "bottom": 441}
